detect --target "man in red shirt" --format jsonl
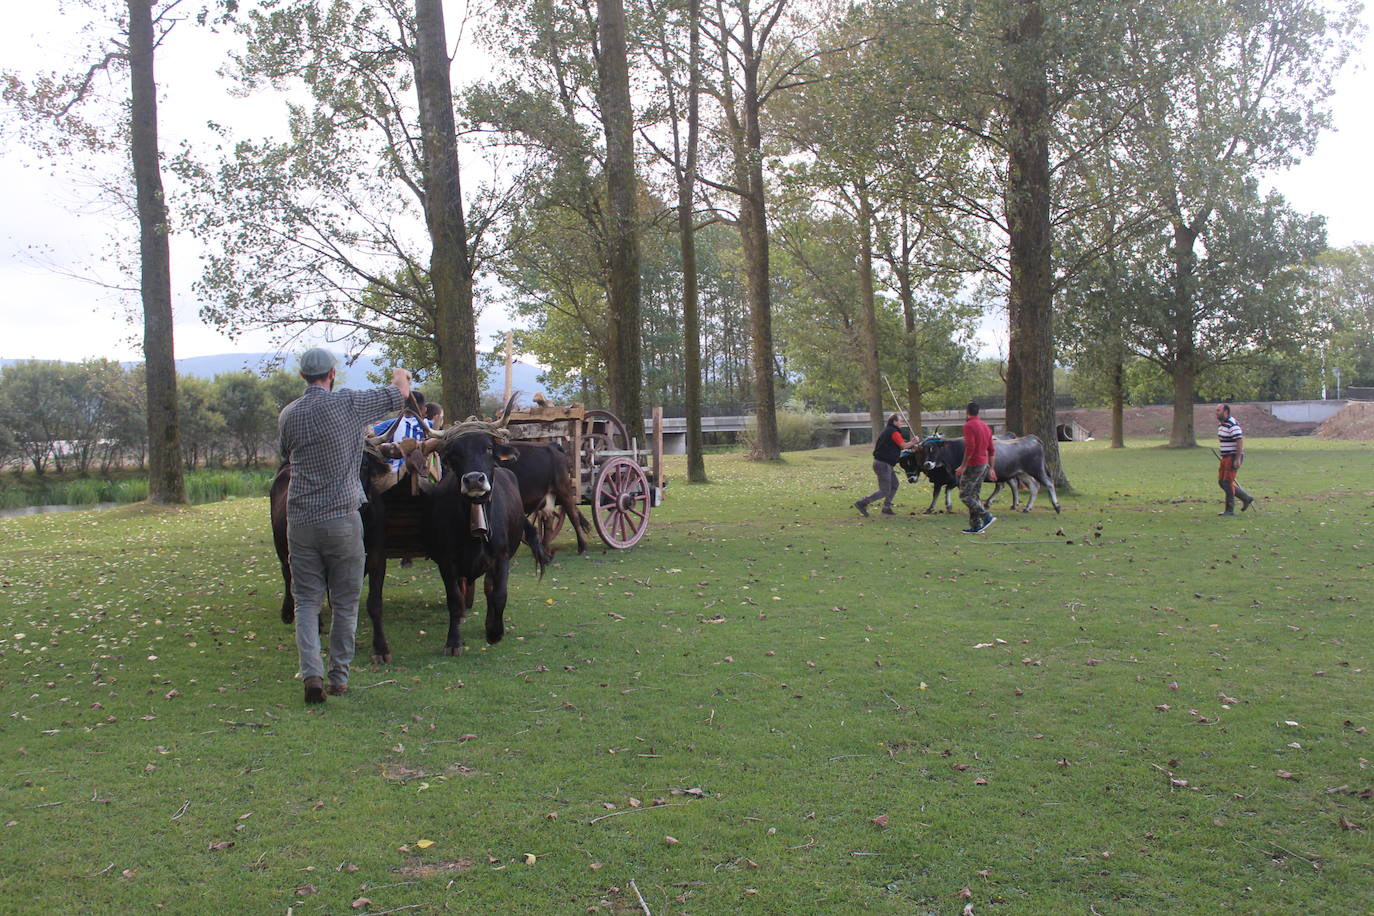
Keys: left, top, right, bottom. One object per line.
{"left": 954, "top": 401, "right": 997, "bottom": 533}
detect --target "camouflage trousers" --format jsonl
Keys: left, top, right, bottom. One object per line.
{"left": 960, "top": 465, "right": 990, "bottom": 526}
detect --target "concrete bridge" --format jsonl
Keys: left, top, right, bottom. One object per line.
{"left": 651, "top": 399, "right": 1346, "bottom": 455}
{"left": 655, "top": 409, "right": 1007, "bottom": 455}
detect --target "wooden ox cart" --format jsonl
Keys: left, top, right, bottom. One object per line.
{"left": 504, "top": 403, "right": 666, "bottom": 549}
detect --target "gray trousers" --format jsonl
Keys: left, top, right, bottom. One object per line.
{"left": 960, "top": 465, "right": 990, "bottom": 525}
{"left": 858, "top": 460, "right": 899, "bottom": 511}
{"left": 287, "top": 513, "right": 365, "bottom": 685}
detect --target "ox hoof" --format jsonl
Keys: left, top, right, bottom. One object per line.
{"left": 444, "top": 645, "right": 464, "bottom": 657}
{"left": 371, "top": 653, "right": 391, "bottom": 665}
{"left": 486, "top": 630, "right": 505, "bottom": 645}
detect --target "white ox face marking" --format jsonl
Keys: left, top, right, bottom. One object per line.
{"left": 460, "top": 471, "right": 492, "bottom": 499}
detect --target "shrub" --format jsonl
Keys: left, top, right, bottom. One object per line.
{"left": 739, "top": 407, "right": 831, "bottom": 456}
{"left": 62, "top": 479, "right": 104, "bottom": 506}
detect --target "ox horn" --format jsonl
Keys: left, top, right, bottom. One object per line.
{"left": 494, "top": 392, "right": 518, "bottom": 428}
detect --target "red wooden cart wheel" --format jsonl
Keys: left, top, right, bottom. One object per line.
{"left": 591, "top": 456, "right": 650, "bottom": 549}
{"left": 584, "top": 409, "right": 630, "bottom": 452}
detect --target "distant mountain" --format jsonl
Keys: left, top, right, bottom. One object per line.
{"left": 1, "top": 353, "right": 553, "bottom": 403}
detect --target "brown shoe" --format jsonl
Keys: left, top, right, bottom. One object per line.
{"left": 327, "top": 682, "right": 348, "bottom": 696}
{"left": 304, "top": 676, "right": 326, "bottom": 704}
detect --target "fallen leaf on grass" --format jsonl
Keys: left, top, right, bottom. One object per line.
{"left": 351, "top": 899, "right": 372, "bottom": 909}
{"left": 416, "top": 839, "right": 435, "bottom": 849}
{"left": 1338, "top": 817, "right": 1360, "bottom": 831}
{"left": 208, "top": 841, "right": 234, "bottom": 851}
{"left": 523, "top": 853, "right": 537, "bottom": 865}
{"left": 958, "top": 886, "right": 972, "bottom": 899}
{"left": 1276, "top": 770, "right": 1297, "bottom": 780}
{"left": 664, "top": 836, "right": 680, "bottom": 845}
{"left": 294, "top": 885, "right": 317, "bottom": 896}
{"left": 871, "top": 814, "right": 888, "bottom": 828}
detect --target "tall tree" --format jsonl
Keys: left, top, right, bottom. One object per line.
{"left": 1112, "top": 0, "right": 1358, "bottom": 446}
{"left": 415, "top": 0, "right": 480, "bottom": 418}
{"left": 128, "top": 0, "right": 186, "bottom": 502}
{"left": 179, "top": 0, "right": 512, "bottom": 414}
{"left": 3, "top": 0, "right": 187, "bottom": 502}
{"left": 596, "top": 0, "right": 645, "bottom": 438}
{"left": 643, "top": 0, "right": 709, "bottom": 479}
{"left": 700, "top": 0, "right": 830, "bottom": 459}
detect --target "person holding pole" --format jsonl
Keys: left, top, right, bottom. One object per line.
{"left": 854, "top": 413, "right": 909, "bottom": 517}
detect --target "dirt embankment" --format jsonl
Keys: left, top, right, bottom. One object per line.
{"left": 1313, "top": 401, "right": 1374, "bottom": 440}
{"left": 1057, "top": 403, "right": 1317, "bottom": 442}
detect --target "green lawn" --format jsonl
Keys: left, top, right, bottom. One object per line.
{"left": 1, "top": 438, "right": 1371, "bottom": 914}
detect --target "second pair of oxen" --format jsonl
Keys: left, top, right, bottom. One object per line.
{"left": 897, "top": 434, "right": 1061, "bottom": 514}
{"left": 271, "top": 419, "right": 553, "bottom": 662}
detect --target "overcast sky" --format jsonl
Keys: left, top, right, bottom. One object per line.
{"left": 2, "top": 3, "right": 1371, "bottom": 365}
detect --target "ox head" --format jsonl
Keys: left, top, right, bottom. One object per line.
{"left": 428, "top": 429, "right": 518, "bottom": 502}
{"left": 421, "top": 398, "right": 520, "bottom": 501}
{"left": 920, "top": 436, "right": 951, "bottom": 474}
{"left": 897, "top": 446, "right": 924, "bottom": 483}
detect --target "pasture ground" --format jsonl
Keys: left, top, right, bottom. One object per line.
{"left": 1, "top": 438, "right": 1371, "bottom": 915}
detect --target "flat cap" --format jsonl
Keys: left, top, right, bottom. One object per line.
{"left": 299, "top": 347, "right": 337, "bottom": 376}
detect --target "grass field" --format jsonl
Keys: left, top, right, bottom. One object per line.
{"left": 1, "top": 438, "right": 1371, "bottom": 914}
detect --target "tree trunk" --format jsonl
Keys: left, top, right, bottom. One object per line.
{"left": 1169, "top": 358, "right": 1197, "bottom": 447}
{"left": 1003, "top": 0, "right": 1066, "bottom": 486}
{"left": 680, "top": 0, "right": 707, "bottom": 483}
{"left": 1168, "top": 220, "right": 1199, "bottom": 447}
{"left": 1109, "top": 355, "right": 1125, "bottom": 448}
{"left": 129, "top": 0, "right": 185, "bottom": 505}
{"left": 597, "top": 0, "right": 644, "bottom": 440}
{"left": 856, "top": 187, "right": 883, "bottom": 438}
{"left": 895, "top": 211, "right": 922, "bottom": 433}
{"left": 415, "top": 0, "right": 479, "bottom": 420}
{"left": 740, "top": 45, "right": 779, "bottom": 460}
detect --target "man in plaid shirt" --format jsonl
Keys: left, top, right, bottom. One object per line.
{"left": 279, "top": 348, "right": 411, "bottom": 704}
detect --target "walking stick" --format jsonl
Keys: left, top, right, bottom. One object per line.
{"left": 882, "top": 374, "right": 915, "bottom": 439}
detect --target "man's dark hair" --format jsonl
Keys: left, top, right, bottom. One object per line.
{"left": 424, "top": 402, "right": 443, "bottom": 422}
{"left": 966, "top": 401, "right": 980, "bottom": 416}
{"left": 887, "top": 413, "right": 900, "bottom": 427}
{"left": 1219, "top": 403, "right": 1231, "bottom": 416}
{"left": 302, "top": 371, "right": 330, "bottom": 384}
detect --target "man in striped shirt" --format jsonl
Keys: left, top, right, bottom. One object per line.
{"left": 279, "top": 348, "right": 411, "bottom": 704}
{"left": 1215, "top": 403, "right": 1254, "bottom": 516}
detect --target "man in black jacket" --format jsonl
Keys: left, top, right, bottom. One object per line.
{"left": 854, "top": 414, "right": 908, "bottom": 517}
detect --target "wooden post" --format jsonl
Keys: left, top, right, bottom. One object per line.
{"left": 652, "top": 406, "right": 663, "bottom": 489}
{"left": 503, "top": 330, "right": 514, "bottom": 404}
{"left": 572, "top": 411, "right": 583, "bottom": 501}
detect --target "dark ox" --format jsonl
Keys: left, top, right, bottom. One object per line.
{"left": 424, "top": 429, "right": 551, "bottom": 654}
{"left": 897, "top": 441, "right": 959, "bottom": 513}
{"left": 899, "top": 434, "right": 1061, "bottom": 514}
{"left": 510, "top": 441, "right": 592, "bottom": 554}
